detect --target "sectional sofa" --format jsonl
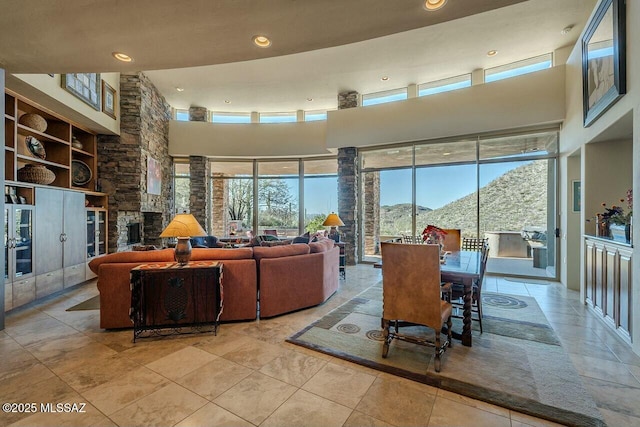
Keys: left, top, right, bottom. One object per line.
{"left": 88, "top": 239, "right": 340, "bottom": 329}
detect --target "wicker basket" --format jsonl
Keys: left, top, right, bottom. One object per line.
{"left": 18, "top": 113, "right": 48, "bottom": 132}
{"left": 17, "top": 164, "right": 56, "bottom": 185}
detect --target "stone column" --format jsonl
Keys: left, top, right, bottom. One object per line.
{"left": 337, "top": 91, "right": 360, "bottom": 265}
{"left": 189, "top": 156, "right": 210, "bottom": 232}
{"left": 189, "top": 106, "right": 207, "bottom": 122}
{"left": 338, "top": 147, "right": 358, "bottom": 265}
{"left": 211, "top": 173, "right": 228, "bottom": 237}
{"left": 363, "top": 171, "right": 380, "bottom": 256}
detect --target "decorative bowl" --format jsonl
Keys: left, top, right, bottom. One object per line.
{"left": 19, "top": 113, "right": 48, "bottom": 133}
{"left": 25, "top": 136, "right": 46, "bottom": 159}
{"left": 17, "top": 164, "right": 56, "bottom": 185}
{"left": 72, "top": 160, "right": 92, "bottom": 186}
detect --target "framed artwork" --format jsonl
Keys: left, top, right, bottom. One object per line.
{"left": 61, "top": 73, "right": 101, "bottom": 111}
{"left": 147, "top": 156, "right": 162, "bottom": 195}
{"left": 572, "top": 180, "right": 581, "bottom": 213}
{"left": 582, "top": 0, "right": 626, "bottom": 127}
{"left": 102, "top": 80, "right": 117, "bottom": 119}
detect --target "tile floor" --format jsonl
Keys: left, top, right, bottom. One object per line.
{"left": 1, "top": 265, "right": 639, "bottom": 426}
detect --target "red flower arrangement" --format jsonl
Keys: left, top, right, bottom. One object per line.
{"left": 422, "top": 225, "right": 447, "bottom": 244}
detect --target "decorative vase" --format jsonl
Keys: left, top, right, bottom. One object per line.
{"left": 609, "top": 224, "right": 626, "bottom": 242}
{"left": 596, "top": 214, "right": 609, "bottom": 237}
{"left": 18, "top": 113, "right": 47, "bottom": 132}
{"left": 17, "top": 164, "right": 56, "bottom": 185}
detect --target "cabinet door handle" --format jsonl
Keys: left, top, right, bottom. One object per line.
{"left": 60, "top": 234, "right": 65, "bottom": 242}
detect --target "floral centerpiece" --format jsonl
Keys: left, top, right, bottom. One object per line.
{"left": 421, "top": 225, "right": 447, "bottom": 244}
{"left": 599, "top": 189, "right": 632, "bottom": 242}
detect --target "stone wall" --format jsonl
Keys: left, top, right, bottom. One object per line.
{"left": 363, "top": 171, "right": 380, "bottom": 255}
{"left": 211, "top": 174, "right": 228, "bottom": 236}
{"left": 189, "top": 156, "right": 210, "bottom": 232}
{"left": 338, "top": 147, "right": 358, "bottom": 265}
{"left": 97, "top": 72, "right": 173, "bottom": 251}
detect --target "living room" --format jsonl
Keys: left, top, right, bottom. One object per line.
{"left": 1, "top": 0, "right": 640, "bottom": 426}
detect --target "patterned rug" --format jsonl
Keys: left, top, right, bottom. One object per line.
{"left": 287, "top": 283, "right": 605, "bottom": 427}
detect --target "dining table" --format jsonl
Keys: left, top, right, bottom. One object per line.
{"left": 374, "top": 249, "right": 481, "bottom": 347}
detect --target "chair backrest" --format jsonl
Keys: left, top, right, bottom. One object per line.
{"left": 462, "top": 237, "right": 489, "bottom": 252}
{"left": 381, "top": 242, "right": 444, "bottom": 329}
{"left": 441, "top": 229, "right": 461, "bottom": 252}
{"left": 263, "top": 229, "right": 278, "bottom": 236}
{"left": 401, "top": 234, "right": 422, "bottom": 244}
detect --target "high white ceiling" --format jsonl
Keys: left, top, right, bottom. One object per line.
{"left": 0, "top": 0, "right": 597, "bottom": 114}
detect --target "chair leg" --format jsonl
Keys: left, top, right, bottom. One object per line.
{"left": 446, "top": 315, "right": 452, "bottom": 348}
{"left": 434, "top": 331, "right": 441, "bottom": 372}
{"left": 382, "top": 319, "right": 390, "bottom": 358}
{"left": 477, "top": 295, "right": 483, "bottom": 334}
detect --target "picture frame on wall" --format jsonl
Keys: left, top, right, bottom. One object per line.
{"left": 102, "top": 80, "right": 117, "bottom": 119}
{"left": 582, "top": 0, "right": 626, "bottom": 127}
{"left": 147, "top": 156, "right": 162, "bottom": 195}
{"left": 572, "top": 180, "right": 581, "bottom": 213}
{"left": 61, "top": 73, "right": 101, "bottom": 111}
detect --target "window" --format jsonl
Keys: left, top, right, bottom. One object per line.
{"left": 419, "top": 74, "right": 471, "bottom": 96}
{"left": 258, "top": 161, "right": 299, "bottom": 237}
{"left": 211, "top": 112, "right": 252, "bottom": 123}
{"left": 362, "top": 88, "right": 408, "bottom": 106}
{"left": 259, "top": 112, "right": 297, "bottom": 123}
{"left": 485, "top": 53, "right": 553, "bottom": 83}
{"left": 173, "top": 162, "right": 190, "bottom": 214}
{"left": 304, "top": 110, "right": 328, "bottom": 122}
{"left": 175, "top": 109, "right": 189, "bottom": 121}
{"left": 303, "top": 159, "right": 338, "bottom": 232}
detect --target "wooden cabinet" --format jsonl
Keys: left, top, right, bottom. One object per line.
{"left": 4, "top": 204, "right": 35, "bottom": 311}
{"left": 584, "top": 236, "right": 633, "bottom": 343}
{"left": 4, "top": 90, "right": 97, "bottom": 191}
{"left": 34, "top": 187, "right": 87, "bottom": 298}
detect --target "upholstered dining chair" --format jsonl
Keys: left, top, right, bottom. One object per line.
{"left": 263, "top": 229, "right": 278, "bottom": 236}
{"left": 380, "top": 242, "right": 453, "bottom": 372}
{"left": 441, "top": 229, "right": 461, "bottom": 252}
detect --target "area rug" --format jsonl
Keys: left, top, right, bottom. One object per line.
{"left": 66, "top": 295, "right": 100, "bottom": 311}
{"left": 287, "top": 283, "right": 605, "bottom": 427}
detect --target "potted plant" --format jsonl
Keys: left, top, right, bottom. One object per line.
{"left": 601, "top": 189, "right": 632, "bottom": 243}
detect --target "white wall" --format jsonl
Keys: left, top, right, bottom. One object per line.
{"left": 559, "top": 0, "right": 640, "bottom": 354}
{"left": 5, "top": 73, "right": 120, "bottom": 135}
{"left": 326, "top": 66, "right": 565, "bottom": 149}
{"left": 169, "top": 120, "right": 329, "bottom": 158}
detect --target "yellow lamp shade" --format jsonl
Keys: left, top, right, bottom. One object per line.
{"left": 160, "top": 213, "right": 206, "bottom": 238}
{"left": 322, "top": 213, "right": 344, "bottom": 227}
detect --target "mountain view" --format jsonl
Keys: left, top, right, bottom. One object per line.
{"left": 380, "top": 161, "right": 548, "bottom": 237}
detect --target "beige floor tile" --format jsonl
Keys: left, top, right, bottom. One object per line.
{"left": 37, "top": 340, "right": 119, "bottom": 376}
{"left": 194, "top": 331, "right": 259, "bottom": 356}
{"left": 436, "top": 389, "right": 510, "bottom": 418}
{"left": 81, "top": 366, "right": 169, "bottom": 415}
{"left": 0, "top": 345, "right": 41, "bottom": 383}
{"left": 220, "top": 336, "right": 288, "bottom": 369}
{"left": 176, "top": 357, "right": 252, "bottom": 400}
{"left": 598, "top": 407, "right": 640, "bottom": 427}
{"left": 261, "top": 389, "right": 352, "bottom": 427}
{"left": 259, "top": 348, "right": 327, "bottom": 386}
{"left": 302, "top": 362, "right": 376, "bottom": 408}
{"left": 24, "top": 333, "right": 97, "bottom": 363}
{"left": 582, "top": 376, "right": 640, "bottom": 418}
{"left": 569, "top": 353, "right": 640, "bottom": 387}
{"left": 355, "top": 376, "right": 436, "bottom": 427}
{"left": 4, "top": 316, "right": 79, "bottom": 347}
{"left": 109, "top": 383, "right": 208, "bottom": 427}
{"left": 7, "top": 401, "right": 106, "bottom": 427}
{"left": 510, "top": 411, "right": 568, "bottom": 427}
{"left": 427, "top": 395, "right": 510, "bottom": 426}
{"left": 0, "top": 363, "right": 56, "bottom": 398}
{"left": 213, "top": 371, "right": 296, "bottom": 425}
{"left": 343, "top": 410, "right": 394, "bottom": 427}
{"left": 145, "top": 346, "right": 217, "bottom": 380}
{"left": 57, "top": 353, "right": 141, "bottom": 394}
{"left": 174, "top": 403, "right": 254, "bottom": 427}
{"left": 120, "top": 335, "right": 202, "bottom": 365}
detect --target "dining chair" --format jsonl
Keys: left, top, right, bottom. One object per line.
{"left": 263, "top": 229, "right": 278, "bottom": 236}
{"left": 380, "top": 242, "right": 453, "bottom": 372}
{"left": 401, "top": 234, "right": 422, "bottom": 244}
{"left": 449, "top": 244, "right": 489, "bottom": 332}
{"left": 441, "top": 228, "right": 461, "bottom": 252}
{"left": 461, "top": 237, "right": 489, "bottom": 252}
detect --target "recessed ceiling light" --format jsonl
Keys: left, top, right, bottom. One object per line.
{"left": 381, "top": 76, "right": 389, "bottom": 81}
{"left": 561, "top": 25, "right": 574, "bottom": 35}
{"left": 224, "top": 100, "right": 231, "bottom": 104}
{"left": 487, "top": 50, "right": 498, "bottom": 57}
{"left": 253, "top": 35, "right": 271, "bottom": 48}
{"left": 175, "top": 87, "right": 184, "bottom": 92}
{"left": 112, "top": 52, "right": 133, "bottom": 62}
{"left": 442, "top": 152, "right": 451, "bottom": 156}
{"left": 424, "top": 0, "right": 447, "bottom": 11}
{"left": 306, "top": 98, "right": 313, "bottom": 102}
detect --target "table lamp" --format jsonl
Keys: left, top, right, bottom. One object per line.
{"left": 322, "top": 212, "right": 345, "bottom": 242}
{"left": 159, "top": 213, "right": 207, "bottom": 265}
